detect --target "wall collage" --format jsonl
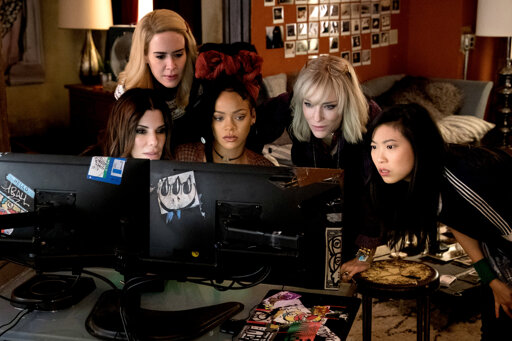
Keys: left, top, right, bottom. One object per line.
{"left": 264, "top": 0, "right": 400, "bottom": 67}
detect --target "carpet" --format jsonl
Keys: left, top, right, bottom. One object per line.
{"left": 346, "top": 296, "right": 482, "bottom": 340}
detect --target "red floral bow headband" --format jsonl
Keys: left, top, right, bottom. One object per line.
{"left": 195, "top": 50, "right": 263, "bottom": 102}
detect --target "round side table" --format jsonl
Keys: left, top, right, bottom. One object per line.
{"left": 354, "top": 259, "right": 440, "bottom": 341}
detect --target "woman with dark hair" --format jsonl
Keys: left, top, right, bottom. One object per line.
{"left": 340, "top": 103, "right": 512, "bottom": 340}
{"left": 174, "top": 43, "right": 273, "bottom": 166}
{"left": 89, "top": 88, "right": 173, "bottom": 160}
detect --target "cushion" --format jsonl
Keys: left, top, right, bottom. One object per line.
{"left": 376, "top": 76, "right": 464, "bottom": 121}
{"left": 437, "top": 115, "right": 495, "bottom": 144}
{"left": 262, "top": 73, "right": 287, "bottom": 98}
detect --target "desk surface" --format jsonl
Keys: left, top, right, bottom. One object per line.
{"left": 0, "top": 266, "right": 355, "bottom": 340}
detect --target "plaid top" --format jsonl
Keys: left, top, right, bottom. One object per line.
{"left": 175, "top": 142, "right": 275, "bottom": 167}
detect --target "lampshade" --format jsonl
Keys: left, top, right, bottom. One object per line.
{"left": 58, "top": 0, "right": 113, "bottom": 30}
{"left": 475, "top": 0, "right": 512, "bottom": 37}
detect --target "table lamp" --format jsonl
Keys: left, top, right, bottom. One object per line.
{"left": 58, "top": 0, "right": 113, "bottom": 85}
{"left": 475, "top": 0, "right": 512, "bottom": 146}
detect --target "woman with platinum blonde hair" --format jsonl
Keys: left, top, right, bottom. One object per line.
{"left": 115, "top": 9, "right": 200, "bottom": 145}
{"left": 289, "top": 55, "right": 381, "bottom": 264}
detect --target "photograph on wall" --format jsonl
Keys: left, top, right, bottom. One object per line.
{"left": 309, "top": 5, "right": 319, "bottom": 21}
{"left": 330, "top": 0, "right": 341, "bottom": 3}
{"left": 285, "top": 41, "right": 296, "bottom": 58}
{"left": 351, "top": 34, "right": 361, "bottom": 50}
{"left": 320, "top": 4, "right": 329, "bottom": 19}
{"left": 392, "top": 0, "right": 400, "bottom": 14}
{"left": 308, "top": 38, "right": 319, "bottom": 54}
{"left": 296, "top": 0, "right": 308, "bottom": 4}
{"left": 372, "top": 2, "right": 380, "bottom": 15}
{"left": 297, "top": 6, "right": 307, "bottom": 22}
{"left": 341, "top": 50, "right": 351, "bottom": 62}
{"left": 371, "top": 16, "right": 380, "bottom": 32}
{"left": 351, "top": 19, "right": 360, "bottom": 34}
{"left": 320, "top": 0, "right": 329, "bottom": 3}
{"left": 296, "top": 39, "right": 308, "bottom": 55}
{"left": 340, "top": 4, "right": 350, "bottom": 19}
{"left": 372, "top": 33, "right": 380, "bottom": 48}
{"left": 330, "top": 21, "right": 339, "bottom": 36}
{"left": 308, "top": 21, "right": 319, "bottom": 37}
{"left": 361, "top": 2, "right": 371, "bottom": 17}
{"left": 381, "top": 0, "right": 391, "bottom": 13}
{"left": 266, "top": 26, "right": 284, "bottom": 49}
{"left": 286, "top": 23, "right": 297, "bottom": 40}
{"left": 352, "top": 51, "right": 361, "bottom": 66}
{"left": 264, "top": 0, "right": 275, "bottom": 7}
{"left": 329, "top": 36, "right": 339, "bottom": 52}
{"left": 371, "top": 32, "right": 380, "bottom": 47}
{"left": 381, "top": 31, "right": 389, "bottom": 46}
{"left": 362, "top": 49, "right": 371, "bottom": 65}
{"left": 330, "top": 4, "right": 339, "bottom": 19}
{"left": 273, "top": 6, "right": 284, "bottom": 24}
{"left": 341, "top": 20, "right": 350, "bottom": 35}
{"left": 298, "top": 22, "right": 308, "bottom": 39}
{"left": 278, "top": 0, "right": 294, "bottom": 4}
{"left": 351, "top": 3, "right": 361, "bottom": 17}
{"left": 320, "top": 21, "right": 330, "bottom": 37}
{"left": 381, "top": 14, "right": 391, "bottom": 30}
{"left": 361, "top": 17, "right": 371, "bottom": 33}
{"left": 308, "top": 0, "right": 319, "bottom": 4}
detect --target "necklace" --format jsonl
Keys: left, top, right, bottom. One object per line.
{"left": 213, "top": 147, "right": 244, "bottom": 162}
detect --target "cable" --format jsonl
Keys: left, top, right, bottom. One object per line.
{"left": 81, "top": 268, "right": 119, "bottom": 290}
{"left": 0, "top": 308, "right": 33, "bottom": 337}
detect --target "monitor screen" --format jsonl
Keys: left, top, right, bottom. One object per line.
{"left": 0, "top": 153, "right": 149, "bottom": 271}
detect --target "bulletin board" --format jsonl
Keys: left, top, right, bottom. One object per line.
{"left": 253, "top": 0, "right": 403, "bottom": 78}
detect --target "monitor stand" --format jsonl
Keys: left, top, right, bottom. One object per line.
{"left": 86, "top": 288, "right": 244, "bottom": 340}
{"left": 10, "top": 273, "right": 96, "bottom": 311}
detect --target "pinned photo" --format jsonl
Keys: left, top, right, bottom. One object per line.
{"left": 298, "top": 22, "right": 308, "bottom": 39}
{"left": 351, "top": 19, "right": 360, "bottom": 34}
{"left": 278, "top": 0, "right": 294, "bottom": 4}
{"left": 309, "top": 5, "right": 319, "bottom": 21}
{"left": 361, "top": 2, "right": 371, "bottom": 17}
{"left": 319, "top": 4, "right": 329, "bottom": 19}
{"left": 381, "top": 31, "right": 390, "bottom": 46}
{"left": 381, "top": 0, "right": 391, "bottom": 13}
{"left": 351, "top": 3, "right": 361, "bottom": 17}
{"left": 352, "top": 51, "right": 361, "bottom": 66}
{"left": 361, "top": 17, "right": 371, "bottom": 33}
{"left": 392, "top": 0, "right": 400, "bottom": 14}
{"left": 330, "top": 20, "right": 339, "bottom": 36}
{"left": 330, "top": 4, "right": 339, "bottom": 19}
{"left": 390, "top": 29, "right": 398, "bottom": 44}
{"left": 285, "top": 41, "right": 296, "bottom": 58}
{"left": 286, "top": 23, "right": 297, "bottom": 40}
{"left": 297, "top": 5, "right": 307, "bottom": 22}
{"left": 308, "top": 38, "right": 319, "bottom": 54}
{"left": 309, "top": 21, "right": 319, "bottom": 37}
{"left": 296, "top": 39, "right": 308, "bottom": 55}
{"left": 372, "top": 16, "right": 381, "bottom": 32}
{"left": 266, "top": 25, "right": 284, "bottom": 49}
{"left": 264, "top": 0, "right": 275, "bottom": 7}
{"left": 341, "top": 50, "right": 351, "bottom": 62}
{"left": 381, "top": 14, "right": 391, "bottom": 30}
{"left": 329, "top": 36, "right": 339, "bottom": 52}
{"left": 371, "top": 32, "right": 380, "bottom": 47}
{"left": 273, "top": 6, "right": 284, "bottom": 24}
{"left": 340, "top": 4, "right": 350, "bottom": 19}
{"left": 341, "top": 20, "right": 351, "bottom": 36}
{"left": 352, "top": 34, "right": 361, "bottom": 50}
{"left": 362, "top": 49, "right": 371, "bottom": 65}
{"left": 320, "top": 21, "right": 330, "bottom": 37}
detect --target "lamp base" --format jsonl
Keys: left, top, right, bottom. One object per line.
{"left": 79, "top": 30, "right": 104, "bottom": 85}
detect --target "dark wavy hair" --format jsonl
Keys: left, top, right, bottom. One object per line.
{"left": 102, "top": 88, "right": 174, "bottom": 159}
{"left": 367, "top": 103, "right": 446, "bottom": 251}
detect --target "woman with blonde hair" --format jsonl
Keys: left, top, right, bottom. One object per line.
{"left": 289, "top": 55, "right": 381, "bottom": 262}
{"left": 115, "top": 9, "right": 200, "bottom": 145}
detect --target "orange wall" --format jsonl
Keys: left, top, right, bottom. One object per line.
{"left": 251, "top": 0, "right": 500, "bottom": 83}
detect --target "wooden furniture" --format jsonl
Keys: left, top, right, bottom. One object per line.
{"left": 354, "top": 259, "right": 440, "bottom": 341}
{"left": 0, "top": 37, "right": 11, "bottom": 152}
{"left": 65, "top": 84, "right": 115, "bottom": 153}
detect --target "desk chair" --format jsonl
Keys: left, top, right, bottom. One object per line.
{"left": 354, "top": 259, "right": 440, "bottom": 341}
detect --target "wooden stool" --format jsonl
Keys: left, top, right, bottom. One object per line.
{"left": 354, "top": 259, "right": 440, "bottom": 341}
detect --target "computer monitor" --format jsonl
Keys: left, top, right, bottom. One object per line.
{"left": 0, "top": 152, "right": 149, "bottom": 271}
{"left": 136, "top": 160, "right": 343, "bottom": 289}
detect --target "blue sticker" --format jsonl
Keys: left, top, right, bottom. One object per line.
{"left": 87, "top": 157, "right": 126, "bottom": 185}
{"left": 6, "top": 173, "right": 35, "bottom": 198}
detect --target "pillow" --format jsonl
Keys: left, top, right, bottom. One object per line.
{"left": 262, "top": 73, "right": 287, "bottom": 98}
{"left": 437, "top": 115, "right": 495, "bottom": 144}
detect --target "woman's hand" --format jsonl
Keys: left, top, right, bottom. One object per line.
{"left": 489, "top": 278, "right": 512, "bottom": 318}
{"left": 340, "top": 258, "right": 371, "bottom": 282}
